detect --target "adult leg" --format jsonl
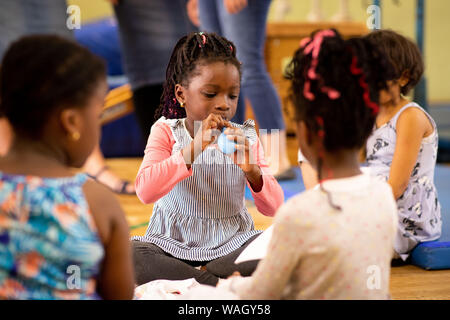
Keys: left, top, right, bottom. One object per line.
{"left": 205, "top": 234, "right": 260, "bottom": 278}
{"left": 217, "top": 0, "right": 294, "bottom": 177}
{"left": 24, "top": 0, "right": 73, "bottom": 38}
{"left": 132, "top": 241, "right": 219, "bottom": 286}
{"left": 197, "top": 0, "right": 222, "bottom": 34}
{"left": 0, "top": 0, "right": 26, "bottom": 59}
{"left": 113, "top": 0, "right": 197, "bottom": 136}
{"left": 198, "top": 0, "right": 245, "bottom": 124}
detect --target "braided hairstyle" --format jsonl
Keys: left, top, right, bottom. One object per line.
{"left": 155, "top": 32, "right": 241, "bottom": 120}
{"left": 287, "top": 29, "right": 395, "bottom": 153}
{"left": 0, "top": 34, "right": 106, "bottom": 140}
{"left": 285, "top": 29, "right": 395, "bottom": 209}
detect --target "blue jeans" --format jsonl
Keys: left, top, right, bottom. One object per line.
{"left": 113, "top": 0, "right": 197, "bottom": 90}
{"left": 0, "top": 0, "right": 72, "bottom": 60}
{"left": 198, "top": 0, "right": 285, "bottom": 130}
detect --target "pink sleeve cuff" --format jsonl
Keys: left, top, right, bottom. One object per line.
{"left": 246, "top": 139, "right": 284, "bottom": 216}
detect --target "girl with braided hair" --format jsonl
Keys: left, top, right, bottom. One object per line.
{"left": 210, "top": 29, "right": 399, "bottom": 299}
{"left": 132, "top": 32, "right": 283, "bottom": 286}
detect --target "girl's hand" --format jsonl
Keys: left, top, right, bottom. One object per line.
{"left": 224, "top": 127, "right": 263, "bottom": 192}
{"left": 183, "top": 114, "right": 230, "bottom": 167}
{"left": 196, "top": 114, "right": 231, "bottom": 151}
{"left": 223, "top": 127, "right": 255, "bottom": 173}
{"left": 224, "top": 0, "right": 248, "bottom": 14}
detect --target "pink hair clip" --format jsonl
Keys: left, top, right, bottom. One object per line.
{"left": 198, "top": 32, "right": 207, "bottom": 45}
{"left": 300, "top": 37, "right": 311, "bottom": 48}
{"left": 301, "top": 30, "right": 341, "bottom": 101}
{"left": 197, "top": 32, "right": 207, "bottom": 48}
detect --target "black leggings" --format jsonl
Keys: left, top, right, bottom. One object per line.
{"left": 132, "top": 234, "right": 260, "bottom": 287}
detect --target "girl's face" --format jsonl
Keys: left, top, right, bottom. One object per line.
{"left": 175, "top": 61, "right": 240, "bottom": 122}
{"left": 65, "top": 79, "right": 108, "bottom": 168}
{"left": 379, "top": 80, "right": 401, "bottom": 105}
{"left": 379, "top": 73, "right": 409, "bottom": 106}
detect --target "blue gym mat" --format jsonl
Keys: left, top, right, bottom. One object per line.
{"left": 246, "top": 165, "right": 450, "bottom": 270}
{"left": 410, "top": 164, "right": 450, "bottom": 270}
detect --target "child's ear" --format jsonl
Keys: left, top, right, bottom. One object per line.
{"left": 399, "top": 70, "right": 410, "bottom": 88}
{"left": 297, "top": 120, "right": 314, "bottom": 165}
{"left": 297, "top": 120, "right": 312, "bottom": 146}
{"left": 174, "top": 84, "right": 186, "bottom": 105}
{"left": 59, "top": 108, "right": 82, "bottom": 140}
{"left": 297, "top": 120, "right": 313, "bottom": 153}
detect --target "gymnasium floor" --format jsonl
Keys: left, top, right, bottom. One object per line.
{"left": 106, "top": 137, "right": 450, "bottom": 300}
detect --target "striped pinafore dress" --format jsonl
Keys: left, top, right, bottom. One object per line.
{"left": 133, "top": 118, "right": 262, "bottom": 261}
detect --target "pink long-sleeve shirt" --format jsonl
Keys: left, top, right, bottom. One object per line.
{"left": 135, "top": 120, "right": 284, "bottom": 217}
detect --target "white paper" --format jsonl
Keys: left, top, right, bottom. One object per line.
{"left": 235, "top": 225, "right": 274, "bottom": 264}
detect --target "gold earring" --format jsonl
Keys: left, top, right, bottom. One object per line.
{"left": 71, "top": 131, "right": 80, "bottom": 141}
{"left": 179, "top": 101, "right": 185, "bottom": 108}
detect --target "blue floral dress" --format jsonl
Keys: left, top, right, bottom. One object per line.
{"left": 0, "top": 172, "right": 104, "bottom": 299}
{"left": 364, "top": 102, "right": 442, "bottom": 260}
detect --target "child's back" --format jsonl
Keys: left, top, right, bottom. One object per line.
{"left": 213, "top": 29, "right": 399, "bottom": 300}
{"left": 0, "top": 173, "right": 103, "bottom": 299}
{"left": 231, "top": 173, "right": 397, "bottom": 299}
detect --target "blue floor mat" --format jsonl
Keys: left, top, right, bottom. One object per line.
{"left": 246, "top": 165, "right": 450, "bottom": 270}
{"left": 410, "top": 164, "right": 450, "bottom": 270}
{"left": 244, "top": 167, "right": 305, "bottom": 202}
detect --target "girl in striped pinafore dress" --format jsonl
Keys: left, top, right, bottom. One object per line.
{"left": 132, "top": 32, "right": 284, "bottom": 286}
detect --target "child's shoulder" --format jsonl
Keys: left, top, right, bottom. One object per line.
{"left": 278, "top": 175, "right": 396, "bottom": 218}
{"left": 150, "top": 117, "right": 185, "bottom": 137}
{"left": 396, "top": 102, "right": 433, "bottom": 124}
{"left": 276, "top": 189, "right": 322, "bottom": 221}
{"left": 154, "top": 116, "right": 184, "bottom": 128}
{"left": 396, "top": 102, "right": 436, "bottom": 136}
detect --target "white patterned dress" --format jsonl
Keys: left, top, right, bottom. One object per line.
{"left": 364, "top": 102, "right": 442, "bottom": 260}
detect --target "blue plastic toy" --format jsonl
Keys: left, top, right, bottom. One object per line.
{"left": 218, "top": 128, "right": 236, "bottom": 154}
